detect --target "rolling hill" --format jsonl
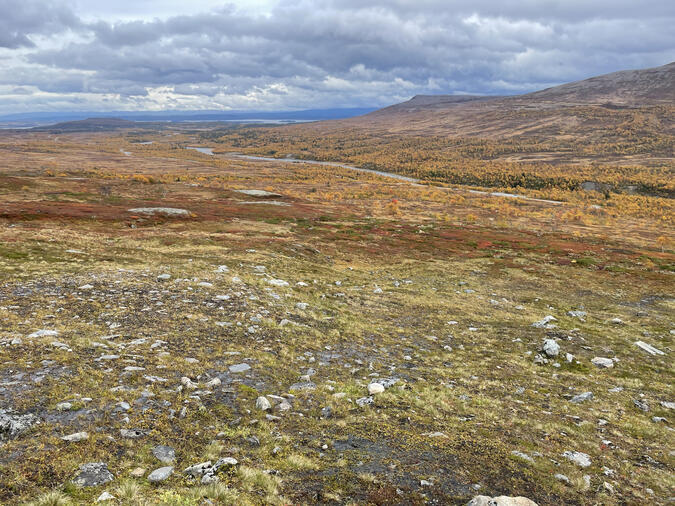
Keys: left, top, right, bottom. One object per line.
{"left": 342, "top": 62, "right": 675, "bottom": 138}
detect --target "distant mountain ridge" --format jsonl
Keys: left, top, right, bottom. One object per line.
{"left": 0, "top": 107, "right": 378, "bottom": 128}
{"left": 335, "top": 62, "right": 675, "bottom": 138}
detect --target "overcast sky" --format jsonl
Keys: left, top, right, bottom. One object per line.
{"left": 0, "top": 0, "right": 673, "bottom": 113}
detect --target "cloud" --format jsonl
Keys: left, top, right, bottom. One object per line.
{"left": 0, "top": 0, "right": 81, "bottom": 49}
{"left": 0, "top": 0, "right": 673, "bottom": 113}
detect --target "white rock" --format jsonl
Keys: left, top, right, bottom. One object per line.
{"left": 256, "top": 396, "right": 272, "bottom": 411}
{"left": 62, "top": 431, "right": 89, "bottom": 442}
{"left": 634, "top": 341, "right": 665, "bottom": 356}
{"left": 591, "top": 357, "right": 614, "bottom": 368}
{"left": 128, "top": 207, "right": 189, "bottom": 216}
{"left": 541, "top": 339, "right": 560, "bottom": 358}
{"left": 532, "top": 315, "right": 557, "bottom": 328}
{"left": 466, "top": 495, "right": 538, "bottom": 505}
{"left": 267, "top": 279, "right": 289, "bottom": 287}
{"left": 27, "top": 329, "right": 59, "bottom": 339}
{"left": 96, "top": 492, "right": 115, "bottom": 502}
{"left": 148, "top": 466, "right": 173, "bottom": 483}
{"left": 562, "top": 450, "right": 591, "bottom": 467}
{"left": 368, "top": 383, "right": 385, "bottom": 395}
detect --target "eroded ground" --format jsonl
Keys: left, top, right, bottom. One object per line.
{"left": 0, "top": 130, "right": 673, "bottom": 505}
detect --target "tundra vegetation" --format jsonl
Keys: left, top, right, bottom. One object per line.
{"left": 0, "top": 127, "right": 673, "bottom": 505}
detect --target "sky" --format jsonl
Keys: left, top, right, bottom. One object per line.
{"left": 0, "top": 0, "right": 673, "bottom": 114}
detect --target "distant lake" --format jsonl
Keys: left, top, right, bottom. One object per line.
{"left": 185, "top": 146, "right": 214, "bottom": 155}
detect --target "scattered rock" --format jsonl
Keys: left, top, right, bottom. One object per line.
{"left": 511, "top": 451, "right": 534, "bottom": 463}
{"left": 634, "top": 341, "right": 665, "bottom": 356}
{"left": 27, "top": 329, "right": 59, "bottom": 339}
{"left": 466, "top": 496, "right": 538, "bottom": 506}
{"left": 570, "top": 392, "right": 594, "bottom": 403}
{"left": 234, "top": 189, "right": 282, "bottom": 198}
{"left": 541, "top": 339, "right": 560, "bottom": 358}
{"left": 128, "top": 207, "right": 190, "bottom": 216}
{"left": 356, "top": 396, "right": 374, "bottom": 407}
{"left": 368, "top": 382, "right": 385, "bottom": 395}
{"left": 0, "top": 410, "right": 39, "bottom": 442}
{"left": 256, "top": 396, "right": 272, "bottom": 411}
{"left": 73, "top": 462, "right": 114, "bottom": 487}
{"left": 567, "top": 310, "right": 587, "bottom": 320}
{"left": 591, "top": 357, "right": 614, "bottom": 368}
{"left": 62, "top": 431, "right": 89, "bottom": 442}
{"left": 96, "top": 491, "right": 115, "bottom": 502}
{"left": 229, "top": 363, "right": 251, "bottom": 373}
{"left": 633, "top": 399, "right": 650, "bottom": 412}
{"left": 130, "top": 467, "right": 146, "bottom": 478}
{"left": 148, "top": 466, "right": 173, "bottom": 483}
{"left": 532, "top": 316, "right": 557, "bottom": 329}
{"left": 184, "top": 458, "right": 238, "bottom": 484}
{"left": 267, "top": 279, "right": 289, "bottom": 287}
{"left": 562, "top": 451, "right": 592, "bottom": 467}
{"left": 289, "top": 381, "right": 316, "bottom": 391}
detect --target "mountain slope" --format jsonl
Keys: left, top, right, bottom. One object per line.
{"left": 332, "top": 62, "right": 675, "bottom": 139}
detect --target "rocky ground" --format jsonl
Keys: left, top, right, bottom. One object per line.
{"left": 0, "top": 131, "right": 673, "bottom": 505}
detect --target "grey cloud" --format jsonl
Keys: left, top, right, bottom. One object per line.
{"left": 0, "top": 0, "right": 673, "bottom": 113}
{"left": 0, "top": 0, "right": 81, "bottom": 48}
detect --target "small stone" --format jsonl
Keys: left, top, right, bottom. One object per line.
{"left": 570, "top": 392, "right": 593, "bottom": 403}
{"left": 562, "top": 451, "right": 591, "bottom": 467}
{"left": 289, "top": 381, "right": 316, "bottom": 391}
{"left": 368, "top": 383, "right": 385, "bottom": 395}
{"left": 511, "top": 451, "right": 534, "bottom": 463}
{"left": 356, "top": 396, "right": 374, "bottom": 407}
{"left": 634, "top": 341, "right": 665, "bottom": 356}
{"left": 157, "top": 274, "right": 171, "bottom": 281}
{"left": 633, "top": 399, "right": 650, "bottom": 412}
{"left": 56, "top": 402, "right": 72, "bottom": 411}
{"left": 555, "top": 473, "right": 570, "bottom": 483}
{"left": 0, "top": 410, "right": 39, "bottom": 441}
{"left": 466, "top": 496, "right": 538, "bottom": 506}
{"left": 321, "top": 406, "right": 333, "bottom": 418}
{"left": 148, "top": 466, "right": 173, "bottom": 483}
{"left": 591, "top": 357, "right": 614, "bottom": 368}
{"left": 96, "top": 492, "right": 115, "bottom": 502}
{"left": 130, "top": 467, "right": 146, "bottom": 478}
{"left": 541, "top": 339, "right": 560, "bottom": 357}
{"left": 229, "top": 363, "right": 251, "bottom": 373}
{"left": 62, "top": 431, "right": 89, "bottom": 442}
{"left": 27, "top": 329, "right": 59, "bottom": 339}
{"left": 532, "top": 315, "right": 557, "bottom": 329}
{"left": 267, "top": 279, "right": 289, "bottom": 287}
{"left": 73, "top": 462, "right": 114, "bottom": 487}
{"left": 256, "top": 396, "right": 272, "bottom": 411}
